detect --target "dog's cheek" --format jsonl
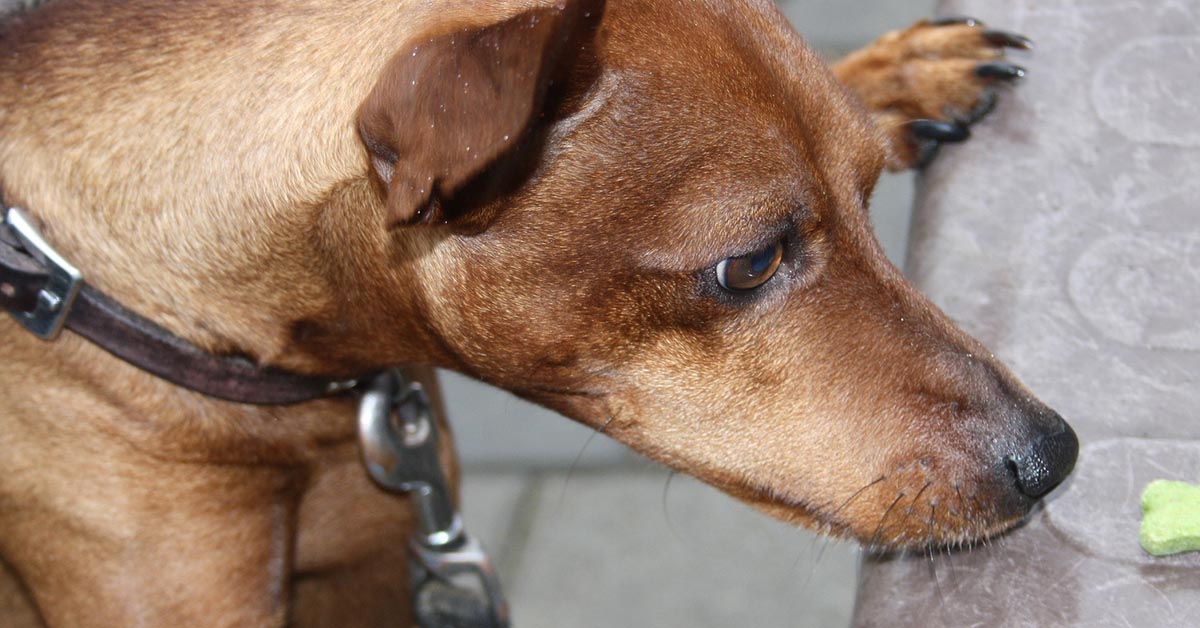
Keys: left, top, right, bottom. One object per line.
{"left": 409, "top": 236, "right": 600, "bottom": 378}
{"left": 594, "top": 319, "right": 817, "bottom": 467}
{"left": 582, "top": 281, "right": 941, "bottom": 531}
{"left": 415, "top": 227, "right": 696, "bottom": 380}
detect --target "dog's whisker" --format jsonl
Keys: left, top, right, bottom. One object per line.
{"left": 953, "top": 483, "right": 968, "bottom": 533}
{"left": 660, "top": 469, "right": 685, "bottom": 545}
{"left": 943, "top": 538, "right": 960, "bottom": 592}
{"left": 926, "top": 544, "right": 942, "bottom": 596}
{"left": 827, "top": 475, "right": 887, "bottom": 521}
{"left": 793, "top": 528, "right": 823, "bottom": 575}
{"left": 911, "top": 481, "right": 932, "bottom": 507}
{"left": 813, "top": 535, "right": 832, "bottom": 567}
{"left": 926, "top": 502, "right": 937, "bottom": 561}
{"left": 790, "top": 533, "right": 832, "bottom": 602}
{"left": 925, "top": 502, "right": 950, "bottom": 611}
{"left": 902, "top": 481, "right": 934, "bottom": 541}
{"left": 867, "top": 492, "right": 904, "bottom": 551}
{"left": 556, "top": 406, "right": 620, "bottom": 510}
{"left": 969, "top": 493, "right": 994, "bottom": 551}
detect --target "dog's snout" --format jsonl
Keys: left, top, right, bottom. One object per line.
{"left": 1001, "top": 413, "right": 1079, "bottom": 499}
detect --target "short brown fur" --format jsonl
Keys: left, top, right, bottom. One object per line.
{"left": 1, "top": 1, "right": 1063, "bottom": 625}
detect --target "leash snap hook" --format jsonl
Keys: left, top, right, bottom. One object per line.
{"left": 357, "top": 369, "right": 511, "bottom": 628}
{"left": 3, "top": 208, "right": 83, "bottom": 339}
{"left": 358, "top": 369, "right": 459, "bottom": 545}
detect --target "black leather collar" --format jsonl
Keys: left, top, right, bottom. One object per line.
{"left": 1, "top": 206, "right": 363, "bottom": 405}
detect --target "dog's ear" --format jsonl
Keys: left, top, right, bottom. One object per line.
{"left": 358, "top": 1, "right": 600, "bottom": 228}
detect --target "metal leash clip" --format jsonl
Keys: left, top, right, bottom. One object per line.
{"left": 358, "top": 369, "right": 511, "bottom": 628}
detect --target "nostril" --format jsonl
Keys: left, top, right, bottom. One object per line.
{"left": 1005, "top": 419, "right": 1079, "bottom": 499}
{"left": 1004, "top": 456, "right": 1021, "bottom": 485}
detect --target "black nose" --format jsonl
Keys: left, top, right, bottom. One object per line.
{"left": 1004, "top": 415, "right": 1079, "bottom": 499}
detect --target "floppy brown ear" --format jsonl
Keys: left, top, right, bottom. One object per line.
{"left": 358, "top": 2, "right": 594, "bottom": 227}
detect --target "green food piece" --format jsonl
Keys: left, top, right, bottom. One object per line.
{"left": 1140, "top": 479, "right": 1200, "bottom": 556}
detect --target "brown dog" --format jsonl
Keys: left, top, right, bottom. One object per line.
{"left": 0, "top": 0, "right": 1076, "bottom": 625}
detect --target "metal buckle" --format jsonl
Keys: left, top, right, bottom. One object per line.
{"left": 358, "top": 370, "right": 511, "bottom": 627}
{"left": 3, "top": 207, "right": 83, "bottom": 339}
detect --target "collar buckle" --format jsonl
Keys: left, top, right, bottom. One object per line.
{"left": 3, "top": 208, "right": 83, "bottom": 340}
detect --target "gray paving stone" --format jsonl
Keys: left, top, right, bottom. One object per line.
{"left": 506, "top": 469, "right": 858, "bottom": 628}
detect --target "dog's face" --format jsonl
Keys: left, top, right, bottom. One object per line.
{"left": 344, "top": 0, "right": 1076, "bottom": 550}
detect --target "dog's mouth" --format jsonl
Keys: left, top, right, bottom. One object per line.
{"left": 714, "top": 469, "right": 1036, "bottom": 553}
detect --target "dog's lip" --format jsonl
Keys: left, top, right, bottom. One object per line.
{"left": 732, "top": 479, "right": 1034, "bottom": 551}
{"left": 877, "top": 512, "right": 1029, "bottom": 554}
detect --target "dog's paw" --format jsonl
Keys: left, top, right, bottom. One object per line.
{"left": 832, "top": 17, "right": 1031, "bottom": 171}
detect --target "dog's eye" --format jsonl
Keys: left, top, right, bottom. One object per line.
{"left": 716, "top": 240, "right": 784, "bottom": 291}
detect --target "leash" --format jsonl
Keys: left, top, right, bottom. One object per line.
{"left": 1, "top": 205, "right": 509, "bottom": 627}
{"left": 359, "top": 370, "right": 510, "bottom": 628}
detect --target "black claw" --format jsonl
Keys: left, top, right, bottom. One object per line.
{"left": 911, "top": 119, "right": 970, "bottom": 143}
{"left": 982, "top": 29, "right": 1034, "bottom": 50}
{"left": 976, "top": 61, "right": 1027, "bottom": 80}
{"left": 965, "top": 89, "right": 999, "bottom": 124}
{"left": 930, "top": 16, "right": 982, "bottom": 27}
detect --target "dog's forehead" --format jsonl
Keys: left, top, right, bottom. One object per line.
{"left": 599, "top": 0, "right": 873, "bottom": 140}
{"left": 544, "top": 0, "right": 883, "bottom": 268}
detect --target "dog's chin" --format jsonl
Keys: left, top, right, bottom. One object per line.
{"left": 517, "top": 390, "right": 1039, "bottom": 553}
{"left": 511, "top": 383, "right": 611, "bottom": 417}
{"left": 734, "top": 484, "right": 1033, "bottom": 553}
{"left": 865, "top": 514, "right": 1030, "bottom": 555}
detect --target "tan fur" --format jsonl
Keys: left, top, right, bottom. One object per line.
{"left": 1, "top": 1, "right": 1057, "bottom": 625}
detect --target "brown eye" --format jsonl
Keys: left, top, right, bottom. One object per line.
{"left": 716, "top": 240, "right": 784, "bottom": 291}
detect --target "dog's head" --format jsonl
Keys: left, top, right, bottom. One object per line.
{"left": 320, "top": 0, "right": 1076, "bottom": 550}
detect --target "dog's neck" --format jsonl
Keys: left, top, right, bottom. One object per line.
{"left": 0, "top": 0, "right": 544, "bottom": 375}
